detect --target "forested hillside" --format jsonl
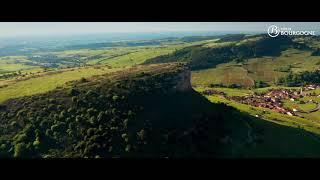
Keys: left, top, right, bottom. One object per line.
{"left": 0, "top": 63, "right": 252, "bottom": 158}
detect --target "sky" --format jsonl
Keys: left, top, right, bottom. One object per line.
{"left": 1, "top": 22, "right": 320, "bottom": 38}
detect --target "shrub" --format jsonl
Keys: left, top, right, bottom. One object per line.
{"left": 0, "top": 143, "right": 6, "bottom": 150}
{"left": 127, "top": 110, "right": 134, "bottom": 117}
{"left": 89, "top": 117, "right": 96, "bottom": 125}
{"left": 209, "top": 83, "right": 224, "bottom": 88}
{"left": 45, "top": 129, "right": 51, "bottom": 137}
{"left": 136, "top": 71, "right": 150, "bottom": 78}
{"left": 69, "top": 88, "right": 80, "bottom": 96}
{"left": 14, "top": 143, "right": 27, "bottom": 158}
{"left": 48, "top": 104, "right": 56, "bottom": 111}
{"left": 67, "top": 129, "right": 73, "bottom": 136}
{"left": 67, "top": 107, "right": 74, "bottom": 113}
{"left": 40, "top": 120, "right": 49, "bottom": 129}
{"left": 137, "top": 129, "right": 146, "bottom": 141}
{"left": 97, "top": 112, "right": 106, "bottom": 122}
{"left": 125, "top": 145, "right": 131, "bottom": 152}
{"left": 50, "top": 124, "right": 59, "bottom": 132}
{"left": 299, "top": 100, "right": 305, "bottom": 104}
{"left": 85, "top": 90, "right": 97, "bottom": 97}
{"left": 87, "top": 128, "right": 95, "bottom": 137}
{"left": 72, "top": 96, "right": 78, "bottom": 103}
{"left": 311, "top": 48, "right": 320, "bottom": 56}
{"left": 0, "top": 105, "right": 6, "bottom": 111}
{"left": 48, "top": 99, "right": 56, "bottom": 104}
{"left": 80, "top": 77, "right": 88, "bottom": 83}
{"left": 87, "top": 108, "right": 96, "bottom": 116}
{"left": 254, "top": 80, "right": 269, "bottom": 88}
{"left": 112, "top": 95, "right": 119, "bottom": 101}
{"left": 59, "top": 110, "right": 66, "bottom": 119}
{"left": 228, "top": 84, "right": 242, "bottom": 88}
{"left": 14, "top": 133, "right": 28, "bottom": 143}
{"left": 33, "top": 138, "right": 41, "bottom": 149}
{"left": 10, "top": 121, "right": 18, "bottom": 128}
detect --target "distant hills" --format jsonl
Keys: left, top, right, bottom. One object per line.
{"left": 145, "top": 34, "right": 312, "bottom": 70}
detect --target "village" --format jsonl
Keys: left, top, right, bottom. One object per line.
{"left": 202, "top": 84, "right": 320, "bottom": 117}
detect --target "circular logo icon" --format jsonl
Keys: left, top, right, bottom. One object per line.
{"left": 268, "top": 25, "right": 280, "bottom": 37}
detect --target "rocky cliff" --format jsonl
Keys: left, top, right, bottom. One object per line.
{"left": 173, "top": 67, "right": 192, "bottom": 92}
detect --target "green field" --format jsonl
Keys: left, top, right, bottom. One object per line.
{"left": 0, "top": 42, "right": 195, "bottom": 102}
{"left": 50, "top": 41, "right": 207, "bottom": 68}
{"left": 282, "top": 98, "right": 320, "bottom": 121}
{"left": 192, "top": 65, "right": 255, "bottom": 87}
{"left": 0, "top": 65, "right": 122, "bottom": 103}
{"left": 301, "top": 96, "right": 320, "bottom": 103}
{"left": 299, "top": 103, "right": 317, "bottom": 111}
{"left": 197, "top": 86, "right": 252, "bottom": 96}
{"left": 0, "top": 56, "right": 41, "bottom": 74}
{"left": 191, "top": 49, "right": 320, "bottom": 88}
{"left": 97, "top": 46, "right": 180, "bottom": 67}
{"left": 0, "top": 40, "right": 206, "bottom": 103}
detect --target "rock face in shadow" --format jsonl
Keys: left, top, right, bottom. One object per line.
{"left": 173, "top": 68, "right": 192, "bottom": 92}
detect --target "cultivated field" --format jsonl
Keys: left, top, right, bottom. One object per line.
{"left": 191, "top": 49, "right": 320, "bottom": 87}
{"left": 0, "top": 65, "right": 122, "bottom": 103}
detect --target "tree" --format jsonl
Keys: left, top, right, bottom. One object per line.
{"left": 255, "top": 80, "right": 268, "bottom": 88}
{"left": 33, "top": 138, "right": 41, "bottom": 149}
{"left": 69, "top": 88, "right": 80, "bottom": 96}
{"left": 97, "top": 111, "right": 106, "bottom": 122}
{"left": 112, "top": 95, "right": 119, "bottom": 102}
{"left": 14, "top": 143, "right": 27, "bottom": 158}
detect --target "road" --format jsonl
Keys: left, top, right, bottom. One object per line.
{"left": 308, "top": 103, "right": 320, "bottom": 113}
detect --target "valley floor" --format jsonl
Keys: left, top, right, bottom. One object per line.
{"left": 194, "top": 86, "right": 320, "bottom": 157}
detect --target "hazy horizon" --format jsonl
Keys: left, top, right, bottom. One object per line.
{"left": 0, "top": 30, "right": 259, "bottom": 47}
{"left": 1, "top": 22, "right": 320, "bottom": 38}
